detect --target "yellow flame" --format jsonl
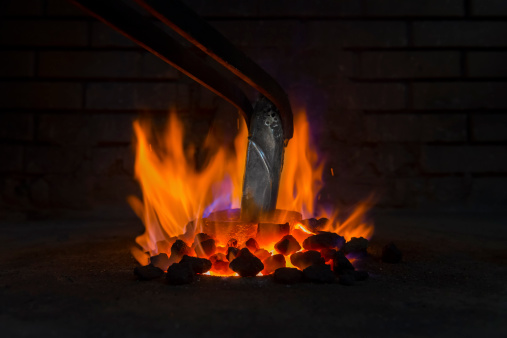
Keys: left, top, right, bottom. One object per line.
{"left": 319, "top": 197, "right": 375, "bottom": 241}
{"left": 276, "top": 110, "right": 324, "bottom": 216}
{"left": 129, "top": 111, "right": 247, "bottom": 254}
{"left": 129, "top": 108, "right": 374, "bottom": 264}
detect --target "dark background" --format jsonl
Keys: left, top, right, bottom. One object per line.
{"left": 0, "top": 2, "right": 506, "bottom": 336}
{"left": 1, "top": 0, "right": 507, "bottom": 217}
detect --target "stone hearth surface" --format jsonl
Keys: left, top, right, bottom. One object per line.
{"left": 0, "top": 210, "right": 505, "bottom": 337}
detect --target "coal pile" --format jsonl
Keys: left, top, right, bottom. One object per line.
{"left": 133, "top": 218, "right": 401, "bottom": 285}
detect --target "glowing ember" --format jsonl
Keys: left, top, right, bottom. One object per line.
{"left": 129, "top": 108, "right": 374, "bottom": 278}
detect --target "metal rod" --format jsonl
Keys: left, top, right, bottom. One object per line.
{"left": 136, "top": 0, "right": 293, "bottom": 140}
{"left": 69, "top": 0, "right": 253, "bottom": 123}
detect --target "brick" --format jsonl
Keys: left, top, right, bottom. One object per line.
{"left": 37, "top": 113, "right": 135, "bottom": 145}
{"left": 326, "top": 110, "right": 467, "bottom": 144}
{"left": 0, "top": 113, "right": 34, "bottom": 141}
{"left": 471, "top": 114, "right": 507, "bottom": 142}
{"left": 362, "top": 0, "right": 464, "bottom": 17}
{"left": 363, "top": 114, "right": 467, "bottom": 142}
{"left": 38, "top": 51, "right": 178, "bottom": 79}
{"left": 93, "top": 176, "right": 140, "bottom": 203}
{"left": 24, "top": 146, "right": 90, "bottom": 174}
{"left": 418, "top": 177, "right": 469, "bottom": 210}
{"left": 182, "top": 0, "right": 259, "bottom": 17}
{"left": 258, "top": 0, "right": 360, "bottom": 17}
{"left": 388, "top": 177, "right": 427, "bottom": 208}
{"left": 390, "top": 177, "right": 469, "bottom": 209}
{"left": 319, "top": 176, "right": 385, "bottom": 206}
{"left": 218, "top": 19, "right": 404, "bottom": 54}
{"left": 319, "top": 109, "right": 365, "bottom": 143}
{"left": 414, "top": 21, "right": 507, "bottom": 47}
{"left": 258, "top": 0, "right": 464, "bottom": 17}
{"left": 239, "top": 47, "right": 284, "bottom": 81}
{"left": 308, "top": 21, "right": 408, "bottom": 48}
{"left": 422, "top": 145, "right": 507, "bottom": 173}
{"left": 328, "top": 83, "right": 406, "bottom": 110}
{"left": 92, "top": 146, "right": 134, "bottom": 175}
{"left": 91, "top": 22, "right": 137, "bottom": 47}
{"left": 467, "top": 52, "right": 507, "bottom": 78}
{"left": 93, "top": 114, "right": 135, "bottom": 144}
{"left": 0, "top": 82, "right": 83, "bottom": 109}
{"left": 1, "top": 177, "right": 30, "bottom": 206}
{"left": 280, "top": 49, "right": 356, "bottom": 83}
{"left": 46, "top": 0, "right": 89, "bottom": 16}
{"left": 471, "top": 0, "right": 507, "bottom": 16}
{"left": 86, "top": 82, "right": 189, "bottom": 110}
{"left": 359, "top": 51, "right": 460, "bottom": 78}
{"left": 45, "top": 174, "right": 94, "bottom": 208}
{"left": 0, "top": 0, "right": 44, "bottom": 16}
{"left": 212, "top": 21, "right": 305, "bottom": 49}
{"left": 29, "top": 177, "right": 50, "bottom": 206}
{"left": 0, "top": 20, "right": 88, "bottom": 46}
{"left": 469, "top": 177, "right": 507, "bottom": 208}
{"left": 413, "top": 82, "right": 507, "bottom": 110}
{"left": 0, "top": 145, "right": 23, "bottom": 172}
{"left": 0, "top": 51, "right": 35, "bottom": 77}
{"left": 37, "top": 114, "right": 94, "bottom": 146}
{"left": 326, "top": 143, "right": 419, "bottom": 179}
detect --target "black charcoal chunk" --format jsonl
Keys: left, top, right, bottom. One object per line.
{"left": 321, "top": 248, "right": 337, "bottom": 262}
{"left": 274, "top": 235, "right": 301, "bottom": 256}
{"left": 227, "top": 246, "right": 239, "bottom": 261}
{"left": 273, "top": 267, "right": 303, "bottom": 284}
{"left": 171, "top": 239, "right": 191, "bottom": 257}
{"left": 195, "top": 238, "right": 216, "bottom": 258}
{"left": 227, "top": 238, "right": 238, "bottom": 248}
{"left": 166, "top": 262, "right": 194, "bottom": 285}
{"left": 303, "top": 264, "right": 336, "bottom": 283}
{"left": 134, "top": 264, "right": 164, "bottom": 280}
{"left": 229, "top": 248, "right": 264, "bottom": 277}
{"left": 150, "top": 253, "right": 171, "bottom": 271}
{"left": 300, "top": 218, "right": 329, "bottom": 232}
{"left": 302, "top": 232, "right": 345, "bottom": 251}
{"left": 262, "top": 254, "right": 286, "bottom": 275}
{"left": 245, "top": 238, "right": 260, "bottom": 253}
{"left": 194, "top": 233, "right": 212, "bottom": 243}
{"left": 332, "top": 251, "right": 355, "bottom": 274}
{"left": 180, "top": 255, "right": 212, "bottom": 274}
{"left": 342, "top": 237, "right": 369, "bottom": 255}
{"left": 382, "top": 242, "right": 402, "bottom": 263}
{"left": 290, "top": 250, "right": 324, "bottom": 270}
{"left": 301, "top": 218, "right": 318, "bottom": 229}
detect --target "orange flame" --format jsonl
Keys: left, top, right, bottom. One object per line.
{"left": 129, "top": 108, "right": 374, "bottom": 266}
{"left": 129, "top": 111, "right": 247, "bottom": 257}
{"left": 276, "top": 109, "right": 324, "bottom": 217}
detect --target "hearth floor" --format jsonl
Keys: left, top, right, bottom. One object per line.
{"left": 1, "top": 210, "right": 506, "bottom": 337}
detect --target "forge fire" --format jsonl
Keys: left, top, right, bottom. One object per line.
{"left": 130, "top": 110, "right": 375, "bottom": 284}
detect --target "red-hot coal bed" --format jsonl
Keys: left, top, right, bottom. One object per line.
{"left": 130, "top": 110, "right": 379, "bottom": 285}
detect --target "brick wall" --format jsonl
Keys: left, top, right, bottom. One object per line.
{"left": 1, "top": 0, "right": 506, "bottom": 213}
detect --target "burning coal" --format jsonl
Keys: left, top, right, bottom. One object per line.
{"left": 129, "top": 109, "right": 374, "bottom": 282}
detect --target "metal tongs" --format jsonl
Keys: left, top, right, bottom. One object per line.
{"left": 69, "top": 0, "right": 294, "bottom": 221}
